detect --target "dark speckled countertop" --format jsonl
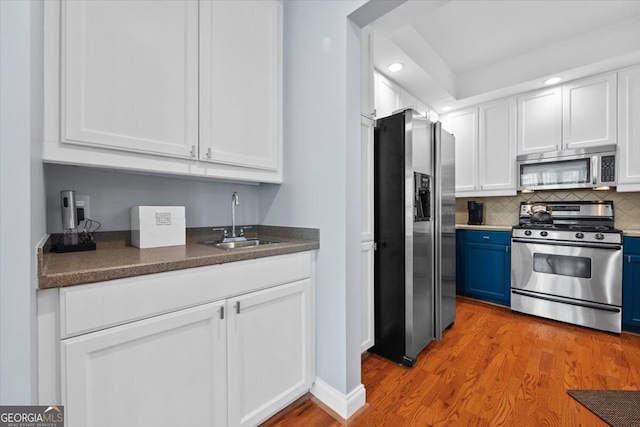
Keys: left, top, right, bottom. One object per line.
{"left": 38, "top": 226, "right": 319, "bottom": 289}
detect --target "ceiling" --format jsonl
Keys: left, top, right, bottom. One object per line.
{"left": 370, "top": 0, "right": 640, "bottom": 114}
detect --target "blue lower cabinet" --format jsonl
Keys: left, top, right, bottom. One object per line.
{"left": 460, "top": 230, "right": 511, "bottom": 307}
{"left": 623, "top": 237, "right": 640, "bottom": 333}
{"left": 456, "top": 230, "right": 466, "bottom": 294}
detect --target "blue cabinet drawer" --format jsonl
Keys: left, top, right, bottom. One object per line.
{"left": 624, "top": 237, "right": 640, "bottom": 254}
{"left": 465, "top": 230, "right": 511, "bottom": 245}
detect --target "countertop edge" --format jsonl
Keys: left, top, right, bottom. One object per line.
{"left": 455, "top": 224, "right": 513, "bottom": 231}
{"left": 39, "top": 226, "right": 319, "bottom": 289}
{"left": 39, "top": 242, "right": 319, "bottom": 289}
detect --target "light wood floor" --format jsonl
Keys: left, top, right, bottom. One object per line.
{"left": 263, "top": 297, "right": 640, "bottom": 426}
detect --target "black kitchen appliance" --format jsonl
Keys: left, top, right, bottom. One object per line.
{"left": 467, "top": 201, "right": 484, "bottom": 225}
{"left": 372, "top": 109, "right": 456, "bottom": 367}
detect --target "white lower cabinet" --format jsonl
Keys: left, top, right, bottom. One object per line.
{"left": 361, "top": 241, "right": 375, "bottom": 353}
{"left": 40, "top": 252, "right": 315, "bottom": 427}
{"left": 227, "top": 280, "right": 312, "bottom": 427}
{"left": 62, "top": 302, "right": 227, "bottom": 427}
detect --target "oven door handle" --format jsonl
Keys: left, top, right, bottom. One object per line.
{"left": 511, "top": 289, "right": 621, "bottom": 313}
{"left": 511, "top": 238, "right": 622, "bottom": 251}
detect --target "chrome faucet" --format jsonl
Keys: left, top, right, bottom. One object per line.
{"left": 213, "top": 192, "right": 249, "bottom": 242}
{"left": 231, "top": 192, "right": 239, "bottom": 238}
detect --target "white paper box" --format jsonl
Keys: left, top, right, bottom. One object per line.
{"left": 131, "top": 206, "right": 186, "bottom": 248}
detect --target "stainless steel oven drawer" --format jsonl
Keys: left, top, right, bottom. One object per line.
{"left": 511, "top": 289, "right": 621, "bottom": 333}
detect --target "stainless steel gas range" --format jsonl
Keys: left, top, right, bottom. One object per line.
{"left": 510, "top": 200, "right": 623, "bottom": 333}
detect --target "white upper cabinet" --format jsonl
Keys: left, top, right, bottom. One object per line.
{"left": 374, "top": 72, "right": 400, "bottom": 118}
{"left": 44, "top": 0, "right": 283, "bottom": 184}
{"left": 200, "top": 0, "right": 281, "bottom": 172}
{"left": 517, "top": 73, "right": 617, "bottom": 156}
{"left": 399, "top": 88, "right": 418, "bottom": 113}
{"left": 617, "top": 65, "right": 640, "bottom": 192}
{"left": 62, "top": 0, "right": 198, "bottom": 158}
{"left": 478, "top": 98, "right": 517, "bottom": 194}
{"left": 517, "top": 87, "right": 562, "bottom": 155}
{"left": 445, "top": 99, "right": 517, "bottom": 197}
{"left": 563, "top": 73, "right": 617, "bottom": 150}
{"left": 361, "top": 27, "right": 375, "bottom": 118}
{"left": 374, "top": 71, "right": 430, "bottom": 119}
{"left": 447, "top": 108, "right": 478, "bottom": 194}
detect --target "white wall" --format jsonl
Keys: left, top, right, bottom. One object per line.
{"left": 259, "top": 0, "right": 404, "bottom": 417}
{"left": 0, "top": 0, "right": 46, "bottom": 404}
{"left": 44, "top": 164, "right": 262, "bottom": 232}
{"left": 259, "top": 0, "right": 366, "bottom": 412}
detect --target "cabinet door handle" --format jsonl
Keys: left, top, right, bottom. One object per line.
{"left": 219, "top": 305, "right": 224, "bottom": 320}
{"left": 190, "top": 145, "right": 196, "bottom": 158}
{"left": 483, "top": 236, "right": 490, "bottom": 240}
{"left": 235, "top": 302, "right": 240, "bottom": 314}
{"left": 506, "top": 246, "right": 510, "bottom": 253}
{"left": 630, "top": 256, "right": 633, "bottom": 263}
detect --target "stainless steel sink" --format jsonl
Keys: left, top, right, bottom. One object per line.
{"left": 200, "top": 239, "right": 283, "bottom": 250}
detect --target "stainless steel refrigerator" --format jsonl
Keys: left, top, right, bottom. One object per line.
{"left": 371, "top": 108, "right": 456, "bottom": 367}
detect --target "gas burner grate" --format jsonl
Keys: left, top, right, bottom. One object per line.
{"left": 521, "top": 223, "right": 557, "bottom": 229}
{"left": 567, "top": 225, "right": 613, "bottom": 231}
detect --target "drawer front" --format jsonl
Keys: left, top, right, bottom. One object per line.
{"left": 465, "top": 230, "right": 511, "bottom": 245}
{"left": 624, "top": 237, "right": 640, "bottom": 255}
{"left": 60, "top": 252, "right": 313, "bottom": 339}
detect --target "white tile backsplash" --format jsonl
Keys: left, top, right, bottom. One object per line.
{"left": 456, "top": 190, "right": 640, "bottom": 231}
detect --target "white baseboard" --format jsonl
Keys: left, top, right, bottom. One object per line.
{"left": 311, "top": 378, "right": 366, "bottom": 420}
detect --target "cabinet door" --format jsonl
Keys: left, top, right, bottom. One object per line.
{"left": 456, "top": 230, "right": 465, "bottom": 294}
{"left": 227, "top": 280, "right": 312, "bottom": 427}
{"left": 623, "top": 253, "right": 640, "bottom": 333}
{"left": 399, "top": 87, "right": 418, "bottom": 112}
{"left": 563, "top": 73, "right": 617, "bottom": 149}
{"left": 447, "top": 108, "right": 478, "bottom": 193}
{"left": 465, "top": 242, "right": 511, "bottom": 306}
{"left": 63, "top": 0, "right": 198, "bottom": 158}
{"left": 361, "top": 241, "right": 375, "bottom": 352}
{"left": 62, "top": 301, "right": 227, "bottom": 427}
{"left": 361, "top": 27, "right": 375, "bottom": 118}
{"left": 416, "top": 100, "right": 430, "bottom": 119}
{"left": 517, "top": 87, "right": 562, "bottom": 155}
{"left": 361, "top": 115, "right": 374, "bottom": 241}
{"left": 200, "top": 0, "right": 282, "bottom": 171}
{"left": 375, "top": 72, "right": 400, "bottom": 118}
{"left": 618, "top": 66, "right": 640, "bottom": 191}
{"left": 479, "top": 98, "right": 517, "bottom": 193}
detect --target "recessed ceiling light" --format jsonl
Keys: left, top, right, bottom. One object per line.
{"left": 441, "top": 106, "right": 453, "bottom": 112}
{"left": 543, "top": 77, "right": 562, "bottom": 85}
{"left": 388, "top": 62, "right": 404, "bottom": 72}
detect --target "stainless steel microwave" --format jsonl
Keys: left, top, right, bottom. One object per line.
{"left": 517, "top": 145, "right": 617, "bottom": 191}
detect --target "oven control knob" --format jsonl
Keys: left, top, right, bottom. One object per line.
{"left": 524, "top": 230, "right": 532, "bottom": 236}
{"left": 540, "top": 231, "right": 548, "bottom": 237}
{"left": 575, "top": 232, "right": 584, "bottom": 239}
{"left": 595, "top": 233, "right": 605, "bottom": 240}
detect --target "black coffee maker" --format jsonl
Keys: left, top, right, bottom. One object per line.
{"left": 467, "top": 201, "right": 484, "bottom": 225}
